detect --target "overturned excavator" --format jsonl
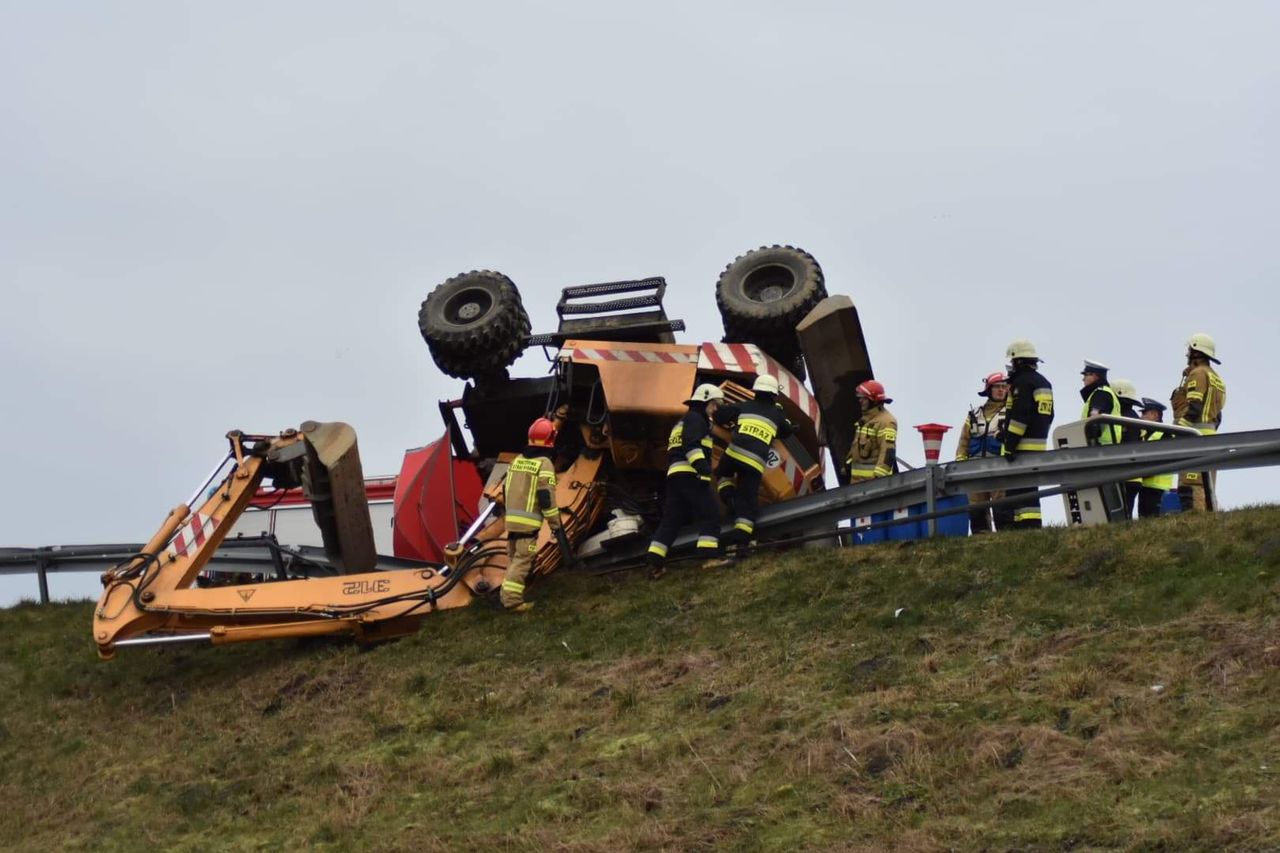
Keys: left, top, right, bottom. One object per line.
{"left": 93, "top": 246, "right": 875, "bottom": 658}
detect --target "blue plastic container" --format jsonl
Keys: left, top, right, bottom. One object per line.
{"left": 854, "top": 495, "right": 969, "bottom": 543}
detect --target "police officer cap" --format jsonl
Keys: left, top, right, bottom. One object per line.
{"left": 1080, "top": 359, "right": 1109, "bottom": 376}
{"left": 1140, "top": 397, "right": 1166, "bottom": 413}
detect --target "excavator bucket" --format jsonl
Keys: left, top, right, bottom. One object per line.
{"left": 796, "top": 296, "right": 874, "bottom": 484}
{"left": 392, "top": 432, "right": 484, "bottom": 564}
{"left": 300, "top": 420, "right": 377, "bottom": 573}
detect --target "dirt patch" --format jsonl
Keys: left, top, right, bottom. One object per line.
{"left": 1196, "top": 622, "right": 1280, "bottom": 688}
{"left": 1065, "top": 548, "right": 1119, "bottom": 582}
{"left": 262, "top": 668, "right": 364, "bottom": 716}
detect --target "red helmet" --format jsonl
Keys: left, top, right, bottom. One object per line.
{"left": 980, "top": 372, "right": 1008, "bottom": 396}
{"left": 855, "top": 379, "right": 891, "bottom": 405}
{"left": 527, "top": 417, "right": 558, "bottom": 448}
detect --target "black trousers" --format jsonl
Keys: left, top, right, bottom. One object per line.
{"left": 715, "top": 455, "right": 763, "bottom": 543}
{"left": 1006, "top": 486, "right": 1043, "bottom": 529}
{"left": 1138, "top": 486, "right": 1166, "bottom": 519}
{"left": 1123, "top": 481, "right": 1141, "bottom": 519}
{"left": 648, "top": 474, "right": 721, "bottom": 563}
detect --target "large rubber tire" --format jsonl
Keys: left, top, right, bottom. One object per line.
{"left": 419, "top": 271, "right": 531, "bottom": 379}
{"left": 716, "top": 245, "right": 826, "bottom": 337}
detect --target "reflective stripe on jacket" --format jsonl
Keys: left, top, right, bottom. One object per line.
{"left": 1140, "top": 429, "right": 1176, "bottom": 491}
{"left": 666, "top": 409, "right": 714, "bottom": 480}
{"left": 1081, "top": 384, "right": 1121, "bottom": 445}
{"left": 725, "top": 396, "right": 792, "bottom": 474}
{"left": 956, "top": 400, "right": 1005, "bottom": 461}
{"left": 847, "top": 405, "right": 897, "bottom": 480}
{"left": 1172, "top": 361, "right": 1226, "bottom": 434}
{"left": 1002, "top": 368, "right": 1054, "bottom": 454}
{"left": 503, "top": 453, "right": 559, "bottom": 533}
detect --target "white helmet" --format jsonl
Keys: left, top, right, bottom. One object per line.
{"left": 1187, "top": 332, "right": 1219, "bottom": 362}
{"left": 1111, "top": 377, "right": 1140, "bottom": 403}
{"left": 1005, "top": 338, "right": 1040, "bottom": 362}
{"left": 752, "top": 374, "right": 780, "bottom": 395}
{"left": 685, "top": 383, "right": 725, "bottom": 404}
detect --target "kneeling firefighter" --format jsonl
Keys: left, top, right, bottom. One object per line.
{"left": 646, "top": 384, "right": 730, "bottom": 578}
{"left": 500, "top": 417, "right": 574, "bottom": 612}
{"left": 715, "top": 374, "right": 793, "bottom": 545}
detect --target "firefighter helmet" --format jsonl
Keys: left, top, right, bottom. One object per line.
{"left": 855, "top": 379, "right": 892, "bottom": 405}
{"left": 527, "top": 417, "right": 558, "bottom": 448}
{"left": 1187, "top": 332, "right": 1220, "bottom": 363}
{"left": 1111, "top": 377, "right": 1140, "bottom": 404}
{"left": 685, "top": 383, "right": 725, "bottom": 405}
{"left": 1005, "top": 338, "right": 1041, "bottom": 362}
{"left": 752, "top": 374, "right": 780, "bottom": 395}
{"left": 980, "top": 371, "right": 1008, "bottom": 396}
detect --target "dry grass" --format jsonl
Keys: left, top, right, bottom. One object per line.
{"left": 3, "top": 506, "right": 1280, "bottom": 850}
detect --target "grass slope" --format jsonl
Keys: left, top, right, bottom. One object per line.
{"left": 3, "top": 508, "right": 1280, "bottom": 851}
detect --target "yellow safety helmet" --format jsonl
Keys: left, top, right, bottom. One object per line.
{"left": 1187, "top": 332, "right": 1220, "bottom": 363}
{"left": 1005, "top": 338, "right": 1040, "bottom": 362}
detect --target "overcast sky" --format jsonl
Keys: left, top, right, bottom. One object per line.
{"left": 3, "top": 2, "right": 1278, "bottom": 602}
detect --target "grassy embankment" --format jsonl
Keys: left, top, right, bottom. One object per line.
{"left": 2, "top": 507, "right": 1280, "bottom": 851}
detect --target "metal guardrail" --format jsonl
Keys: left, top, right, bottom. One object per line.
{"left": 0, "top": 539, "right": 433, "bottom": 605}
{"left": 585, "top": 426, "right": 1280, "bottom": 568}
{"left": 7, "top": 427, "right": 1280, "bottom": 602}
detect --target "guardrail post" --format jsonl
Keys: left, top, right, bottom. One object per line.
{"left": 36, "top": 555, "right": 51, "bottom": 605}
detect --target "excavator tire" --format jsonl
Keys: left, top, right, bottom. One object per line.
{"left": 419, "top": 270, "right": 531, "bottom": 379}
{"left": 716, "top": 245, "right": 827, "bottom": 338}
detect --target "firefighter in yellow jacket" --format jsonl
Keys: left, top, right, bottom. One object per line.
{"left": 500, "top": 417, "right": 569, "bottom": 612}
{"left": 1170, "top": 332, "right": 1227, "bottom": 512}
{"left": 956, "top": 371, "right": 1011, "bottom": 533}
{"left": 845, "top": 380, "right": 898, "bottom": 482}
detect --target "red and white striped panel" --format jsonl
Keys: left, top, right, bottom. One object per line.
{"left": 765, "top": 448, "right": 814, "bottom": 497}
{"left": 562, "top": 346, "right": 699, "bottom": 364}
{"left": 167, "top": 512, "right": 221, "bottom": 559}
{"left": 698, "top": 342, "right": 822, "bottom": 431}
{"left": 779, "top": 454, "right": 813, "bottom": 497}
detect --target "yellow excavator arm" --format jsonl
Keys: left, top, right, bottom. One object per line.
{"left": 93, "top": 422, "right": 603, "bottom": 659}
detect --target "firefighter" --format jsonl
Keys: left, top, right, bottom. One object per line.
{"left": 955, "top": 371, "right": 1011, "bottom": 534}
{"left": 1171, "top": 332, "right": 1227, "bottom": 512}
{"left": 499, "top": 417, "right": 570, "bottom": 612}
{"left": 845, "top": 380, "right": 898, "bottom": 483}
{"left": 1137, "top": 397, "right": 1176, "bottom": 518}
{"left": 646, "top": 384, "right": 730, "bottom": 579}
{"left": 715, "top": 374, "right": 793, "bottom": 545}
{"left": 1001, "top": 339, "right": 1054, "bottom": 528}
{"left": 1111, "top": 377, "right": 1144, "bottom": 519}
